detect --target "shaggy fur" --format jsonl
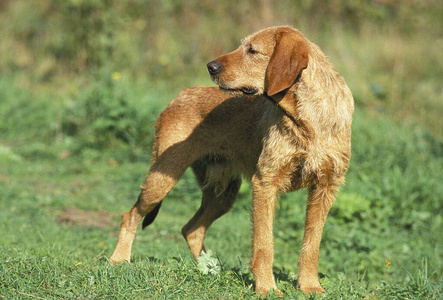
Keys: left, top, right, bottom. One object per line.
{"left": 110, "top": 26, "right": 354, "bottom": 296}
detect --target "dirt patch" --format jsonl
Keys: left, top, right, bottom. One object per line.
{"left": 57, "top": 207, "right": 116, "bottom": 228}
{"left": 0, "top": 173, "right": 11, "bottom": 183}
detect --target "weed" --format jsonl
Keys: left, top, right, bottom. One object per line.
{"left": 197, "top": 250, "right": 221, "bottom": 276}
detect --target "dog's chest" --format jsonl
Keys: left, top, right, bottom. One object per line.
{"left": 255, "top": 115, "right": 317, "bottom": 191}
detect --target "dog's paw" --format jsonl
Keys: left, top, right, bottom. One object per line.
{"left": 256, "top": 287, "right": 282, "bottom": 298}
{"left": 109, "top": 255, "right": 130, "bottom": 266}
{"left": 299, "top": 285, "right": 325, "bottom": 294}
{"left": 273, "top": 288, "right": 283, "bottom": 297}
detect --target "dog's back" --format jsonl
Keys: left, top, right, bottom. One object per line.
{"left": 152, "top": 87, "right": 277, "bottom": 181}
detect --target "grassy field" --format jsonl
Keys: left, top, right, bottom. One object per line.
{"left": 1, "top": 78, "right": 441, "bottom": 299}
{"left": 1, "top": 1, "right": 442, "bottom": 299}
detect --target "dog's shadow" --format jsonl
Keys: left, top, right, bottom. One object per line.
{"left": 106, "top": 255, "right": 326, "bottom": 296}
{"left": 273, "top": 267, "right": 299, "bottom": 287}
{"left": 227, "top": 265, "right": 301, "bottom": 292}
{"left": 229, "top": 265, "right": 326, "bottom": 296}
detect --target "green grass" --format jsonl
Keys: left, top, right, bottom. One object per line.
{"left": 1, "top": 155, "right": 440, "bottom": 299}
{"left": 0, "top": 79, "right": 441, "bottom": 299}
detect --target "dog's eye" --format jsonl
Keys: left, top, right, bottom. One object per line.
{"left": 247, "top": 46, "right": 258, "bottom": 54}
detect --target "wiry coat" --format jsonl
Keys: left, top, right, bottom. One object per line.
{"left": 110, "top": 26, "right": 354, "bottom": 296}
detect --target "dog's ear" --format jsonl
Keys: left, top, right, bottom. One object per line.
{"left": 266, "top": 30, "right": 309, "bottom": 96}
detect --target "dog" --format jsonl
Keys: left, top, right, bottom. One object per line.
{"left": 110, "top": 26, "right": 354, "bottom": 296}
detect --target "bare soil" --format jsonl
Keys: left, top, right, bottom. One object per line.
{"left": 57, "top": 207, "right": 116, "bottom": 228}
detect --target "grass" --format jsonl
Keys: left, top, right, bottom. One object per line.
{"left": 0, "top": 78, "right": 442, "bottom": 298}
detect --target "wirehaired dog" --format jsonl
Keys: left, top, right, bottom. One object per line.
{"left": 110, "top": 26, "right": 354, "bottom": 296}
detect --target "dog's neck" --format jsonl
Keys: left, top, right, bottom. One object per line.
{"left": 264, "top": 81, "right": 301, "bottom": 123}
{"left": 264, "top": 87, "right": 313, "bottom": 141}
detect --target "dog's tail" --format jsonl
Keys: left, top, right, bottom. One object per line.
{"left": 141, "top": 201, "right": 162, "bottom": 229}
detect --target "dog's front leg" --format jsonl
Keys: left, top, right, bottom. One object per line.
{"left": 297, "top": 185, "right": 337, "bottom": 294}
{"left": 250, "top": 176, "right": 281, "bottom": 296}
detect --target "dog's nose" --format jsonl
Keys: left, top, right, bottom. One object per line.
{"left": 207, "top": 61, "right": 222, "bottom": 75}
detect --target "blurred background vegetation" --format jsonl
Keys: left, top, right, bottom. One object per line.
{"left": 1, "top": 0, "right": 442, "bottom": 150}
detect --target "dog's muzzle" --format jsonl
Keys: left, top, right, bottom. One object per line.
{"left": 207, "top": 60, "right": 258, "bottom": 96}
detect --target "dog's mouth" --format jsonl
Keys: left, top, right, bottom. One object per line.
{"left": 210, "top": 74, "right": 259, "bottom": 96}
{"left": 240, "top": 87, "right": 259, "bottom": 95}
{"left": 219, "top": 86, "right": 259, "bottom": 95}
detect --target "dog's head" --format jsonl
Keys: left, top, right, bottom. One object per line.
{"left": 207, "top": 26, "right": 309, "bottom": 97}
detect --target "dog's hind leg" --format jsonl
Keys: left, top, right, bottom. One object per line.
{"left": 110, "top": 148, "right": 190, "bottom": 264}
{"left": 110, "top": 171, "right": 179, "bottom": 264}
{"left": 182, "top": 162, "right": 241, "bottom": 260}
{"left": 297, "top": 184, "right": 337, "bottom": 294}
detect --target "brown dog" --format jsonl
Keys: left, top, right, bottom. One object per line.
{"left": 110, "top": 26, "right": 354, "bottom": 296}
